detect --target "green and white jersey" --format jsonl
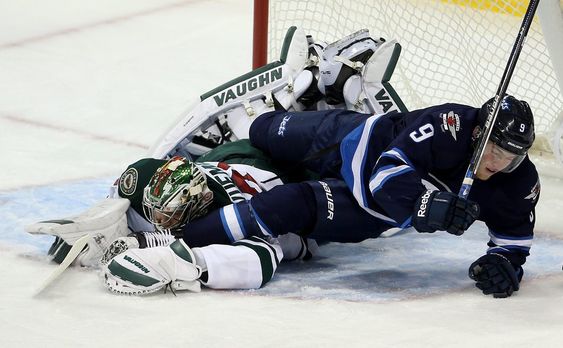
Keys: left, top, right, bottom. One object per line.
{"left": 111, "top": 158, "right": 283, "bottom": 232}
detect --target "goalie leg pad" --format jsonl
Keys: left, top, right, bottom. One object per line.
{"left": 104, "top": 239, "right": 203, "bottom": 295}
{"left": 351, "top": 40, "right": 407, "bottom": 115}
{"left": 317, "top": 29, "right": 382, "bottom": 105}
{"left": 148, "top": 27, "right": 315, "bottom": 159}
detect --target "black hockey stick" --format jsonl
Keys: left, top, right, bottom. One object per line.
{"left": 459, "top": 0, "right": 540, "bottom": 199}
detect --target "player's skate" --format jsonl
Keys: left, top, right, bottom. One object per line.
{"left": 100, "top": 230, "right": 176, "bottom": 265}
{"left": 25, "top": 198, "right": 131, "bottom": 267}
{"left": 104, "top": 239, "right": 203, "bottom": 295}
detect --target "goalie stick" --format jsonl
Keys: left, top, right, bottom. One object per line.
{"left": 33, "top": 234, "right": 90, "bottom": 296}
{"left": 458, "top": 0, "right": 540, "bottom": 199}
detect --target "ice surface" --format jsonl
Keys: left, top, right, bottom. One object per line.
{"left": 1, "top": 1, "right": 563, "bottom": 347}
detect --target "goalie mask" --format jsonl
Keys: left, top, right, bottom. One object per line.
{"left": 142, "top": 157, "right": 213, "bottom": 230}
{"left": 477, "top": 95, "right": 535, "bottom": 173}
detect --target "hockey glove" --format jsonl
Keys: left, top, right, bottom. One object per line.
{"left": 468, "top": 253, "right": 522, "bottom": 298}
{"left": 412, "top": 190, "right": 479, "bottom": 236}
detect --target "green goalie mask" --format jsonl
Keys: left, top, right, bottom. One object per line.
{"left": 142, "top": 156, "right": 213, "bottom": 230}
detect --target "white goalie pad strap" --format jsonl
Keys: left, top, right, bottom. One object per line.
{"left": 148, "top": 27, "right": 311, "bottom": 159}
{"left": 25, "top": 198, "right": 131, "bottom": 245}
{"left": 317, "top": 29, "right": 379, "bottom": 95}
{"left": 274, "top": 69, "right": 313, "bottom": 112}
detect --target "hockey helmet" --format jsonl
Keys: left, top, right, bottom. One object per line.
{"left": 478, "top": 95, "right": 535, "bottom": 172}
{"left": 142, "top": 156, "right": 213, "bottom": 230}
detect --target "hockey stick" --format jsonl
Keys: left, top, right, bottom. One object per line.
{"left": 33, "top": 234, "right": 90, "bottom": 296}
{"left": 458, "top": 0, "right": 540, "bottom": 199}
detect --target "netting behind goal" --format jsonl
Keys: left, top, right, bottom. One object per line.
{"left": 255, "top": 0, "right": 563, "bottom": 156}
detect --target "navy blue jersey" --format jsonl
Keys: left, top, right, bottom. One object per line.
{"left": 250, "top": 105, "right": 540, "bottom": 268}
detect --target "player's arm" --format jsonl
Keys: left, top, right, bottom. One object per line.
{"left": 369, "top": 106, "right": 479, "bottom": 234}
{"left": 469, "top": 162, "right": 540, "bottom": 298}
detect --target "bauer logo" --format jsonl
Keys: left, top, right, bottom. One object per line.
{"left": 119, "top": 168, "right": 138, "bottom": 196}
{"left": 213, "top": 67, "right": 283, "bottom": 107}
{"left": 319, "top": 181, "right": 334, "bottom": 220}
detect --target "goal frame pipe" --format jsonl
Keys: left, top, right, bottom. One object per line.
{"left": 253, "top": 0, "right": 269, "bottom": 69}
{"left": 458, "top": 0, "right": 541, "bottom": 199}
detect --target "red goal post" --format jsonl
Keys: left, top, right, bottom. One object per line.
{"left": 252, "top": 0, "right": 563, "bottom": 162}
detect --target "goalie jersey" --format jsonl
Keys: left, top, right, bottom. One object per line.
{"left": 111, "top": 140, "right": 316, "bottom": 289}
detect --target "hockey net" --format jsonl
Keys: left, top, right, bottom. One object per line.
{"left": 253, "top": 0, "right": 563, "bottom": 163}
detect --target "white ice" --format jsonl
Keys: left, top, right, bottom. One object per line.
{"left": 1, "top": 1, "right": 563, "bottom": 347}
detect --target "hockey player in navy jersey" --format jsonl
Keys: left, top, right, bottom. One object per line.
{"left": 142, "top": 95, "right": 537, "bottom": 298}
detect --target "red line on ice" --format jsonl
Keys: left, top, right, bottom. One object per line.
{"left": 1, "top": 113, "right": 149, "bottom": 150}
{"left": 0, "top": 0, "right": 200, "bottom": 50}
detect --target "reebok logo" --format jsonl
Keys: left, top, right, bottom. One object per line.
{"left": 213, "top": 67, "right": 283, "bottom": 107}
{"left": 124, "top": 255, "right": 150, "bottom": 274}
{"left": 417, "top": 190, "right": 433, "bottom": 217}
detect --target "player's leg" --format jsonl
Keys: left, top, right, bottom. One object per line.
{"left": 180, "top": 180, "right": 391, "bottom": 247}
{"left": 249, "top": 109, "right": 370, "bottom": 177}
{"left": 303, "top": 179, "right": 392, "bottom": 242}
{"left": 179, "top": 182, "right": 316, "bottom": 247}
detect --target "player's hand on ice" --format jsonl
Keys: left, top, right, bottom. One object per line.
{"left": 468, "top": 253, "right": 521, "bottom": 298}
{"left": 412, "top": 190, "right": 479, "bottom": 236}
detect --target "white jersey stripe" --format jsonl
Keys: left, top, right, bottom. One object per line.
{"left": 221, "top": 205, "right": 246, "bottom": 241}
{"left": 488, "top": 230, "right": 532, "bottom": 248}
{"left": 249, "top": 204, "right": 274, "bottom": 237}
{"left": 369, "top": 164, "right": 413, "bottom": 194}
{"left": 343, "top": 115, "right": 396, "bottom": 224}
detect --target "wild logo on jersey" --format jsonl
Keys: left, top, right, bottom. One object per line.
{"left": 119, "top": 168, "right": 139, "bottom": 196}
{"left": 216, "top": 162, "right": 261, "bottom": 196}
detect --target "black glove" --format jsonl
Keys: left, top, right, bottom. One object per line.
{"left": 412, "top": 190, "right": 479, "bottom": 236}
{"left": 468, "top": 253, "right": 521, "bottom": 298}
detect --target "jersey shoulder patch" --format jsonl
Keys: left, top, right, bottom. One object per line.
{"left": 119, "top": 168, "right": 138, "bottom": 196}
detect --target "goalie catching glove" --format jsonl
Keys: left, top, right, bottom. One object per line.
{"left": 468, "top": 253, "right": 522, "bottom": 298}
{"left": 412, "top": 190, "right": 479, "bottom": 236}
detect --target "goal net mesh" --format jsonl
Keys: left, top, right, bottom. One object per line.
{"left": 264, "top": 0, "right": 562, "bottom": 153}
